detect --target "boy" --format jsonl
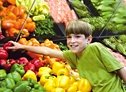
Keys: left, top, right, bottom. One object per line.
{"left": 8, "top": 20, "right": 126, "bottom": 92}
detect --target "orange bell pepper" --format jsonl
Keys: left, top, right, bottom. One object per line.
{"left": 21, "top": 29, "right": 30, "bottom": 38}
{"left": 7, "top": 27, "right": 19, "bottom": 37}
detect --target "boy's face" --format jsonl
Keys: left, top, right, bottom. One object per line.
{"left": 66, "top": 34, "right": 92, "bottom": 54}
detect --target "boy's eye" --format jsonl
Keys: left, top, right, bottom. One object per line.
{"left": 75, "top": 35, "right": 81, "bottom": 38}
{"left": 66, "top": 36, "right": 71, "bottom": 38}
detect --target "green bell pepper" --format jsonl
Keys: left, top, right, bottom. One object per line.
{"left": 0, "top": 79, "right": 7, "bottom": 87}
{"left": 30, "top": 88, "right": 46, "bottom": 92}
{"left": 0, "top": 69, "right": 7, "bottom": 80}
{"left": 33, "top": 83, "right": 46, "bottom": 91}
{"left": 10, "top": 63, "right": 25, "bottom": 76}
{"left": 14, "top": 80, "right": 31, "bottom": 92}
{"left": 7, "top": 71, "right": 22, "bottom": 83}
{"left": 0, "top": 87, "right": 13, "bottom": 92}
{"left": 27, "top": 78, "right": 46, "bottom": 92}
{"left": 5, "top": 78, "right": 15, "bottom": 89}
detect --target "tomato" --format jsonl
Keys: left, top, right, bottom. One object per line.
{"left": 12, "top": 7, "right": 19, "bottom": 16}
{"left": 7, "top": 0, "right": 16, "bottom": 5}
{"left": 14, "top": 21, "right": 22, "bottom": 29}
{"left": 18, "top": 18, "right": 25, "bottom": 25}
{"left": 18, "top": 6, "right": 25, "bottom": 16}
{"left": 7, "top": 5, "right": 15, "bottom": 12}
{"left": 7, "top": 27, "right": 19, "bottom": 37}
{"left": 20, "top": 13, "right": 27, "bottom": 19}
{"left": 6, "top": 12, "right": 17, "bottom": 19}
{"left": 2, "top": 19, "right": 15, "bottom": 29}
{"left": 25, "top": 22, "right": 36, "bottom": 32}
{"left": 16, "top": 19, "right": 25, "bottom": 29}
{"left": 0, "top": 7, "right": 7, "bottom": 17}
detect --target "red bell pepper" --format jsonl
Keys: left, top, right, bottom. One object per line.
{"left": 30, "top": 58, "right": 45, "bottom": 71}
{"left": 9, "top": 59, "right": 16, "bottom": 65}
{"left": 0, "top": 48, "right": 8, "bottom": 59}
{"left": 0, "top": 59, "right": 6, "bottom": 67}
{"left": 3, "top": 62, "right": 11, "bottom": 72}
{"left": 0, "top": 59, "right": 11, "bottom": 72}
{"left": 0, "top": 59, "right": 16, "bottom": 72}
{"left": 17, "top": 57, "right": 29, "bottom": 65}
{"left": 24, "top": 62, "right": 35, "bottom": 72}
{"left": 3, "top": 41, "right": 12, "bottom": 51}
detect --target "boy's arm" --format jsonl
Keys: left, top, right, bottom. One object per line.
{"left": 117, "top": 67, "right": 126, "bottom": 83}
{"left": 8, "top": 41, "right": 64, "bottom": 59}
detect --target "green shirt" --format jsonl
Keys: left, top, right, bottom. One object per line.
{"left": 63, "top": 42, "right": 126, "bottom": 92}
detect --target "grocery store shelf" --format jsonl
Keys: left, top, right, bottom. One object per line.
{"left": 83, "top": 0, "right": 100, "bottom": 16}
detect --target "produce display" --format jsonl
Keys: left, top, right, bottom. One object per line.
{"left": 0, "top": 4, "right": 36, "bottom": 37}
{"left": 91, "top": 0, "right": 126, "bottom": 32}
{"left": 103, "top": 35, "right": 126, "bottom": 66}
{"left": 0, "top": 0, "right": 92, "bottom": 91}
{"left": 0, "top": 38, "right": 92, "bottom": 92}
{"left": 103, "top": 35, "right": 126, "bottom": 55}
{"left": 0, "top": 0, "right": 126, "bottom": 92}
{"left": 70, "top": 0, "right": 126, "bottom": 33}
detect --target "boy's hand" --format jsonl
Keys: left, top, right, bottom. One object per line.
{"left": 7, "top": 41, "right": 23, "bottom": 50}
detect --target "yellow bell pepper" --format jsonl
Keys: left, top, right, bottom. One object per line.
{"left": 44, "top": 78, "right": 56, "bottom": 92}
{"left": 52, "top": 62, "right": 65, "bottom": 75}
{"left": 78, "top": 78, "right": 92, "bottom": 92}
{"left": 69, "top": 76, "right": 76, "bottom": 84}
{"left": 22, "top": 70, "right": 37, "bottom": 81}
{"left": 67, "top": 82, "right": 78, "bottom": 92}
{"left": 40, "top": 74, "right": 55, "bottom": 85}
{"left": 37, "top": 66, "right": 52, "bottom": 77}
{"left": 51, "top": 87, "right": 65, "bottom": 92}
{"left": 57, "top": 68, "right": 69, "bottom": 76}
{"left": 55, "top": 75, "right": 70, "bottom": 90}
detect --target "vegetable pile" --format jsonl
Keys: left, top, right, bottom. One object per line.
{"left": 70, "top": 0, "right": 126, "bottom": 33}
{"left": 0, "top": 0, "right": 93, "bottom": 92}
{"left": 0, "top": 4, "right": 36, "bottom": 37}
{"left": 0, "top": 38, "right": 92, "bottom": 92}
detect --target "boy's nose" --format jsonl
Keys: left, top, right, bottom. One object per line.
{"left": 71, "top": 37, "right": 76, "bottom": 42}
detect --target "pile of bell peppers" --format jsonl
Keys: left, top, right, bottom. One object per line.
{"left": 0, "top": 64, "right": 46, "bottom": 92}
{"left": 0, "top": 48, "right": 8, "bottom": 60}
{"left": 37, "top": 61, "right": 92, "bottom": 92}
{"left": 0, "top": 41, "right": 92, "bottom": 92}
{"left": 0, "top": 42, "right": 13, "bottom": 72}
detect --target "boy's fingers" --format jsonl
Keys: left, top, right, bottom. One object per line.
{"left": 9, "top": 41, "right": 16, "bottom": 44}
{"left": 7, "top": 47, "right": 15, "bottom": 49}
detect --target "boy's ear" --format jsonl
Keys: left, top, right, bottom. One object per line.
{"left": 87, "top": 35, "right": 92, "bottom": 43}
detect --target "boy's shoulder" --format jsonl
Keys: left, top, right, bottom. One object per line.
{"left": 86, "top": 42, "right": 106, "bottom": 53}
{"left": 87, "top": 42, "right": 106, "bottom": 50}
{"left": 89, "top": 42, "right": 103, "bottom": 47}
